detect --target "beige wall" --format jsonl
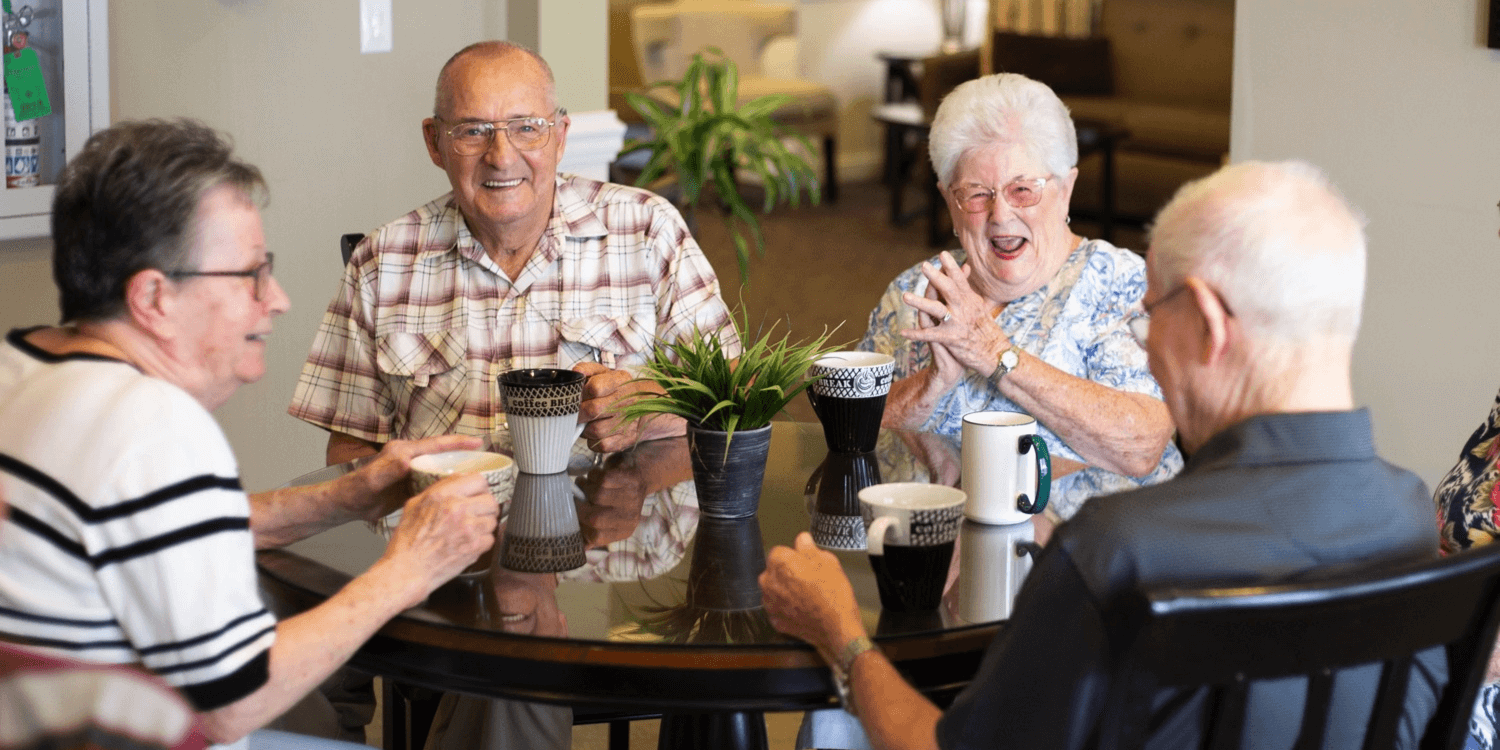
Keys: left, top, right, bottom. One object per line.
{"left": 0, "top": 1, "right": 607, "bottom": 491}
{"left": 1232, "top": 1, "right": 1500, "bottom": 486}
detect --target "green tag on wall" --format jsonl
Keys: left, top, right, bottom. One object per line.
{"left": 4, "top": 48, "right": 50, "bottom": 121}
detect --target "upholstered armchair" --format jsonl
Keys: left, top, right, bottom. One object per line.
{"left": 625, "top": 0, "right": 840, "bottom": 201}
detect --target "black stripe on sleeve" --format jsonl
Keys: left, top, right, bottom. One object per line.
{"left": 0, "top": 628, "right": 133, "bottom": 652}
{"left": 151, "top": 624, "right": 276, "bottom": 677}
{"left": 178, "top": 648, "right": 271, "bottom": 712}
{"left": 0, "top": 452, "right": 242, "bottom": 523}
{"left": 7, "top": 506, "right": 88, "bottom": 561}
{"left": 0, "top": 603, "right": 117, "bottom": 628}
{"left": 5, "top": 507, "right": 250, "bottom": 570}
{"left": 92, "top": 517, "right": 251, "bottom": 568}
{"left": 137, "top": 608, "right": 274, "bottom": 657}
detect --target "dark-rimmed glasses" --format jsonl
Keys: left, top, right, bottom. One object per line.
{"left": 950, "top": 176, "right": 1050, "bottom": 213}
{"left": 167, "top": 253, "right": 275, "bottom": 301}
{"left": 437, "top": 109, "right": 566, "bottom": 155}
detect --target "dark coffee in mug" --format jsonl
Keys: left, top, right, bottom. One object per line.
{"left": 869, "top": 540, "right": 955, "bottom": 611}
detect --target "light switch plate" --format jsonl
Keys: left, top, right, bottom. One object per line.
{"left": 360, "top": 0, "right": 392, "bottom": 54}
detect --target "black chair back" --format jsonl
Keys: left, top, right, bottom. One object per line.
{"left": 340, "top": 233, "right": 366, "bottom": 265}
{"left": 1098, "top": 545, "right": 1500, "bottom": 750}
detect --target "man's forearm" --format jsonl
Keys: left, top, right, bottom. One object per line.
{"left": 327, "top": 431, "right": 382, "bottom": 466}
{"left": 851, "top": 650, "right": 944, "bottom": 750}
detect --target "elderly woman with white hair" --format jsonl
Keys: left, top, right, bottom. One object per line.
{"left": 861, "top": 72, "right": 1182, "bottom": 522}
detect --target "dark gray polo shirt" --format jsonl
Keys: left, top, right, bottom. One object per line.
{"left": 937, "top": 409, "right": 1445, "bottom": 749}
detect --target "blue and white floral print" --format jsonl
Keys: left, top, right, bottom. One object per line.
{"left": 858, "top": 239, "right": 1183, "bottom": 519}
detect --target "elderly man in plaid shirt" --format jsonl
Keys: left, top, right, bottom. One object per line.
{"left": 290, "top": 40, "right": 739, "bottom": 464}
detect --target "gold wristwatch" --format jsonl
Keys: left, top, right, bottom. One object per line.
{"left": 829, "top": 635, "right": 876, "bottom": 715}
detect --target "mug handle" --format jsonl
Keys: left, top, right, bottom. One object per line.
{"left": 1016, "top": 435, "right": 1050, "bottom": 515}
{"left": 866, "top": 515, "right": 896, "bottom": 556}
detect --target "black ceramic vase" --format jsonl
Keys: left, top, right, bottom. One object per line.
{"left": 687, "top": 423, "right": 773, "bottom": 519}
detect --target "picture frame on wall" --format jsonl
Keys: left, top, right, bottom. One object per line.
{"left": 1491, "top": 0, "right": 1500, "bottom": 48}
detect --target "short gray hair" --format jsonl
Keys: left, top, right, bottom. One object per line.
{"left": 1147, "top": 160, "right": 1367, "bottom": 344}
{"left": 433, "top": 40, "right": 557, "bottom": 118}
{"left": 928, "top": 73, "right": 1077, "bottom": 187}
{"left": 51, "top": 119, "right": 265, "bottom": 323}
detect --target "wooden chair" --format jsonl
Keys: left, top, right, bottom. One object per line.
{"left": 339, "top": 232, "right": 364, "bottom": 265}
{"left": 1097, "top": 545, "right": 1500, "bottom": 749}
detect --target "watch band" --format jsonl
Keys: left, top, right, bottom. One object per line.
{"left": 830, "top": 635, "right": 876, "bottom": 715}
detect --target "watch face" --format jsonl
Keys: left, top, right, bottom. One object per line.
{"left": 1001, "top": 349, "right": 1019, "bottom": 370}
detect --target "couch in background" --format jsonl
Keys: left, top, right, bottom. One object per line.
{"left": 989, "top": 0, "right": 1234, "bottom": 228}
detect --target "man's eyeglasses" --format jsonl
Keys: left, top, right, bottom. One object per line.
{"left": 167, "top": 253, "right": 275, "bottom": 301}
{"left": 1127, "top": 284, "right": 1188, "bottom": 346}
{"left": 1129, "top": 283, "right": 1237, "bottom": 346}
{"left": 950, "top": 177, "right": 1050, "bottom": 214}
{"left": 438, "top": 109, "right": 566, "bottom": 156}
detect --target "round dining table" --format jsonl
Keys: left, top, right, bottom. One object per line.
{"left": 256, "top": 421, "right": 1032, "bottom": 750}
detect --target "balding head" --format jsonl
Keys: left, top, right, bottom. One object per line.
{"left": 433, "top": 40, "right": 557, "bottom": 119}
{"left": 1148, "top": 160, "right": 1367, "bottom": 348}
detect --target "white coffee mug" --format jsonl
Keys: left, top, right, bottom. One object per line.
{"left": 960, "top": 411, "right": 1051, "bottom": 525}
{"left": 498, "top": 369, "right": 588, "bottom": 474}
{"left": 409, "top": 450, "right": 516, "bottom": 502}
{"left": 956, "top": 518, "right": 1036, "bottom": 623}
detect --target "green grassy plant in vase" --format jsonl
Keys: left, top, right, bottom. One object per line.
{"left": 620, "top": 311, "right": 838, "bottom": 518}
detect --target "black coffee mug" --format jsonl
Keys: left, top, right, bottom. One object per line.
{"left": 806, "top": 352, "right": 895, "bottom": 453}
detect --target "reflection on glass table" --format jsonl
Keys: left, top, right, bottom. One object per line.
{"left": 258, "top": 421, "right": 1008, "bottom": 750}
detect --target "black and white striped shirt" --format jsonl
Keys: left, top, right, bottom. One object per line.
{"left": 0, "top": 328, "right": 275, "bottom": 712}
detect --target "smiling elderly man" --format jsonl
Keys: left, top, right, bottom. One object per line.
{"left": 288, "top": 40, "right": 739, "bottom": 463}
{"left": 0, "top": 119, "right": 499, "bottom": 748}
{"left": 759, "top": 160, "right": 1446, "bottom": 749}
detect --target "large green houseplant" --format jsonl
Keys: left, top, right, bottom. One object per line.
{"left": 619, "top": 49, "right": 822, "bottom": 284}
{"left": 619, "top": 311, "right": 838, "bottom": 517}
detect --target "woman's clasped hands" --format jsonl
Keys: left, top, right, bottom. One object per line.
{"left": 900, "top": 251, "right": 1015, "bottom": 392}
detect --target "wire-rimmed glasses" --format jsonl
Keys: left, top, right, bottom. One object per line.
{"left": 950, "top": 176, "right": 1051, "bottom": 214}
{"left": 438, "top": 108, "right": 567, "bottom": 155}
{"left": 167, "top": 252, "right": 275, "bottom": 301}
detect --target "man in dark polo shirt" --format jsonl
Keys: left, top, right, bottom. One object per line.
{"left": 759, "top": 160, "right": 1444, "bottom": 749}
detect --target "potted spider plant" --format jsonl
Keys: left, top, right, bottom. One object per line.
{"left": 619, "top": 49, "right": 822, "bottom": 284}
{"left": 619, "top": 311, "right": 838, "bottom": 518}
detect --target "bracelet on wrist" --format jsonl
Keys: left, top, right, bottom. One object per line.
{"left": 829, "top": 634, "right": 876, "bottom": 715}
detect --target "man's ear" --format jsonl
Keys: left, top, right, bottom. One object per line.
{"left": 422, "top": 118, "right": 445, "bottom": 170}
{"left": 123, "top": 269, "right": 177, "bottom": 340}
{"left": 1186, "top": 276, "right": 1231, "bottom": 366}
{"left": 552, "top": 111, "right": 571, "bottom": 162}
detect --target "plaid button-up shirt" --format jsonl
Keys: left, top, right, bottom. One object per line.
{"left": 288, "top": 174, "right": 739, "bottom": 443}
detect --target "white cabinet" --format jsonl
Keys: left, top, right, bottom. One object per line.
{"left": 0, "top": 0, "right": 107, "bottom": 240}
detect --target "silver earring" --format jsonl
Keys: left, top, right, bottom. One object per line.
{"left": 953, "top": 227, "right": 959, "bottom": 237}
{"left": 1065, "top": 215, "right": 1072, "bottom": 225}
